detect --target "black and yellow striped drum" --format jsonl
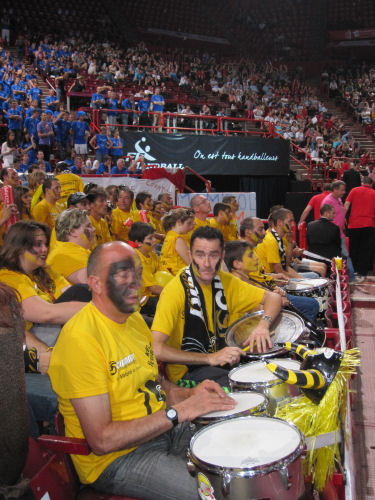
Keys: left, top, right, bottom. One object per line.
{"left": 229, "top": 358, "right": 302, "bottom": 415}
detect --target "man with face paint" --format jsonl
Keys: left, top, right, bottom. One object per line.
{"left": 47, "top": 209, "right": 95, "bottom": 284}
{"left": 152, "top": 226, "right": 282, "bottom": 386}
{"left": 49, "top": 241, "right": 236, "bottom": 500}
{"left": 238, "top": 218, "right": 320, "bottom": 323}
{"left": 209, "top": 202, "right": 237, "bottom": 242}
{"left": 222, "top": 195, "right": 240, "bottom": 240}
{"left": 31, "top": 177, "right": 63, "bottom": 230}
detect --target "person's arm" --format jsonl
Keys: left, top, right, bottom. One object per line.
{"left": 148, "top": 285, "right": 163, "bottom": 296}
{"left": 21, "top": 295, "right": 85, "bottom": 324}
{"left": 243, "top": 290, "right": 282, "bottom": 353}
{"left": 70, "top": 379, "right": 235, "bottom": 455}
{"left": 152, "top": 330, "right": 244, "bottom": 367}
{"left": 107, "top": 137, "right": 113, "bottom": 149}
{"left": 298, "top": 205, "right": 312, "bottom": 225}
{"left": 89, "top": 135, "right": 97, "bottom": 149}
{"left": 175, "top": 237, "right": 191, "bottom": 265}
{"left": 343, "top": 200, "right": 351, "bottom": 215}
{"left": 66, "top": 267, "right": 88, "bottom": 285}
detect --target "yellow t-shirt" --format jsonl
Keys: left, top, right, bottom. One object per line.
{"left": 0, "top": 268, "right": 70, "bottom": 329}
{"left": 151, "top": 270, "right": 265, "bottom": 382}
{"left": 194, "top": 217, "right": 210, "bottom": 228}
{"left": 209, "top": 218, "right": 235, "bottom": 242}
{"left": 136, "top": 249, "right": 161, "bottom": 297}
{"left": 160, "top": 230, "right": 188, "bottom": 276}
{"left": 148, "top": 215, "right": 165, "bottom": 235}
{"left": 255, "top": 231, "right": 282, "bottom": 273}
{"left": 248, "top": 249, "right": 276, "bottom": 289}
{"left": 31, "top": 199, "right": 63, "bottom": 230}
{"left": 228, "top": 215, "right": 239, "bottom": 240}
{"left": 90, "top": 215, "right": 112, "bottom": 248}
{"left": 47, "top": 241, "right": 91, "bottom": 283}
{"left": 111, "top": 208, "right": 141, "bottom": 242}
{"left": 55, "top": 172, "right": 84, "bottom": 207}
{"left": 49, "top": 303, "right": 165, "bottom": 484}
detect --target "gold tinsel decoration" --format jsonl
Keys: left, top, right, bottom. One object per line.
{"left": 276, "top": 348, "right": 360, "bottom": 491}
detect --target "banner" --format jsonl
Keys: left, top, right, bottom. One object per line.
{"left": 82, "top": 176, "right": 175, "bottom": 200}
{"left": 177, "top": 192, "right": 256, "bottom": 228}
{"left": 125, "top": 132, "right": 289, "bottom": 176}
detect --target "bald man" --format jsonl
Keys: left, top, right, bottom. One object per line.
{"left": 49, "top": 241, "right": 235, "bottom": 500}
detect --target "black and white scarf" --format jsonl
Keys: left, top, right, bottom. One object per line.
{"left": 180, "top": 265, "right": 228, "bottom": 357}
{"left": 270, "top": 228, "right": 287, "bottom": 270}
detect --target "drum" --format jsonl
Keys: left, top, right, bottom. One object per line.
{"left": 195, "top": 391, "right": 268, "bottom": 426}
{"left": 225, "top": 309, "right": 307, "bottom": 359}
{"left": 285, "top": 278, "right": 330, "bottom": 318}
{"left": 228, "top": 358, "right": 301, "bottom": 416}
{"left": 187, "top": 416, "right": 305, "bottom": 500}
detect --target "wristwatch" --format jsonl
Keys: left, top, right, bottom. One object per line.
{"left": 261, "top": 314, "right": 273, "bottom": 324}
{"left": 165, "top": 407, "right": 179, "bottom": 427}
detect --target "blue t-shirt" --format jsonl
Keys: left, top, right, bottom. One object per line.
{"left": 54, "top": 119, "right": 71, "bottom": 143}
{"left": 24, "top": 116, "right": 40, "bottom": 138}
{"left": 106, "top": 98, "right": 119, "bottom": 116}
{"left": 151, "top": 94, "right": 164, "bottom": 112}
{"left": 97, "top": 162, "right": 111, "bottom": 175}
{"left": 122, "top": 98, "right": 135, "bottom": 112}
{"left": 71, "top": 120, "right": 90, "bottom": 145}
{"left": 110, "top": 137, "right": 124, "bottom": 156}
{"left": 21, "top": 141, "right": 37, "bottom": 165}
{"left": 45, "top": 95, "right": 59, "bottom": 111}
{"left": 110, "top": 165, "right": 128, "bottom": 174}
{"left": 7, "top": 106, "right": 23, "bottom": 130}
{"left": 70, "top": 165, "right": 84, "bottom": 175}
{"left": 95, "top": 134, "right": 109, "bottom": 153}
{"left": 138, "top": 99, "right": 150, "bottom": 113}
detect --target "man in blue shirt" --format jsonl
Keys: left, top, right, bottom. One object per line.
{"left": 70, "top": 155, "right": 86, "bottom": 175}
{"left": 6, "top": 100, "right": 23, "bottom": 143}
{"left": 106, "top": 91, "right": 119, "bottom": 132}
{"left": 24, "top": 108, "right": 40, "bottom": 140}
{"left": 110, "top": 158, "right": 127, "bottom": 175}
{"left": 71, "top": 111, "right": 90, "bottom": 156}
{"left": 97, "top": 156, "right": 113, "bottom": 175}
{"left": 151, "top": 87, "right": 165, "bottom": 131}
{"left": 45, "top": 89, "right": 59, "bottom": 112}
{"left": 11, "top": 77, "right": 26, "bottom": 102}
{"left": 138, "top": 95, "right": 151, "bottom": 127}
{"left": 121, "top": 93, "right": 136, "bottom": 129}
{"left": 53, "top": 110, "right": 72, "bottom": 160}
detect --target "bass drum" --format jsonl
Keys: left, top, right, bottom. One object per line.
{"left": 225, "top": 309, "right": 307, "bottom": 359}
{"left": 187, "top": 416, "right": 305, "bottom": 500}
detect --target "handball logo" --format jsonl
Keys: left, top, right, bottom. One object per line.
{"left": 134, "top": 137, "right": 156, "bottom": 161}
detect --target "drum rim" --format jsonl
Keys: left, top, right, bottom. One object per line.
{"left": 225, "top": 309, "right": 305, "bottom": 357}
{"left": 194, "top": 391, "right": 268, "bottom": 425}
{"left": 285, "top": 279, "right": 329, "bottom": 293}
{"left": 189, "top": 416, "right": 305, "bottom": 478}
{"left": 228, "top": 358, "right": 301, "bottom": 388}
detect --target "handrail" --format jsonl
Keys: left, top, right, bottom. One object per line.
{"left": 184, "top": 166, "right": 211, "bottom": 193}
{"left": 274, "top": 130, "right": 313, "bottom": 181}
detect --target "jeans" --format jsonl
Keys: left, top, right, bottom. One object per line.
{"left": 341, "top": 237, "right": 355, "bottom": 281}
{"left": 25, "top": 373, "right": 58, "bottom": 437}
{"left": 92, "top": 423, "right": 199, "bottom": 500}
{"left": 299, "top": 271, "right": 320, "bottom": 279}
{"left": 286, "top": 293, "right": 319, "bottom": 323}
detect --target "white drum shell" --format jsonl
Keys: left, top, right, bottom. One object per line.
{"left": 187, "top": 416, "right": 305, "bottom": 500}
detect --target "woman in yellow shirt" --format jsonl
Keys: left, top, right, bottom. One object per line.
{"left": 14, "top": 186, "right": 33, "bottom": 220}
{"left": 160, "top": 208, "right": 195, "bottom": 275}
{"left": 0, "top": 221, "right": 87, "bottom": 346}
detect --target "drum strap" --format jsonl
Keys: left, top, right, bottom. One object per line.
{"left": 180, "top": 265, "right": 228, "bottom": 357}
{"left": 270, "top": 229, "right": 287, "bottom": 270}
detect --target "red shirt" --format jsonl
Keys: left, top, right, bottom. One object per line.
{"left": 308, "top": 191, "right": 331, "bottom": 219}
{"left": 346, "top": 185, "right": 375, "bottom": 228}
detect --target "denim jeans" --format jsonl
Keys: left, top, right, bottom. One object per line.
{"left": 92, "top": 422, "right": 199, "bottom": 500}
{"left": 298, "top": 271, "right": 320, "bottom": 279}
{"left": 341, "top": 237, "right": 355, "bottom": 281}
{"left": 25, "top": 373, "right": 58, "bottom": 437}
{"left": 286, "top": 293, "right": 319, "bottom": 323}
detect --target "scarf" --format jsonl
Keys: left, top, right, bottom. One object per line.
{"left": 270, "top": 228, "right": 287, "bottom": 270}
{"left": 180, "top": 265, "right": 228, "bottom": 359}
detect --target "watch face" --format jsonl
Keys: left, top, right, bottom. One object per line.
{"left": 167, "top": 408, "right": 177, "bottom": 419}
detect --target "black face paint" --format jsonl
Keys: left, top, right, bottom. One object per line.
{"left": 192, "top": 259, "right": 202, "bottom": 278}
{"left": 214, "top": 258, "right": 221, "bottom": 272}
{"left": 106, "top": 258, "right": 142, "bottom": 314}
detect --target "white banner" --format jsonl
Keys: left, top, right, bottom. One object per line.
{"left": 177, "top": 192, "right": 257, "bottom": 227}
{"left": 83, "top": 177, "right": 175, "bottom": 200}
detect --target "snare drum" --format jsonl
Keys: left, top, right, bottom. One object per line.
{"left": 195, "top": 391, "right": 268, "bottom": 426}
{"left": 229, "top": 358, "right": 301, "bottom": 415}
{"left": 225, "top": 310, "right": 306, "bottom": 359}
{"left": 187, "top": 416, "right": 305, "bottom": 500}
{"left": 285, "top": 278, "right": 329, "bottom": 318}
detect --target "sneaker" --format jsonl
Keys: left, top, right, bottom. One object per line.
{"left": 349, "top": 276, "right": 365, "bottom": 285}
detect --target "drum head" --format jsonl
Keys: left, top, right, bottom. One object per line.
{"left": 285, "top": 278, "right": 328, "bottom": 293}
{"left": 229, "top": 358, "right": 301, "bottom": 385}
{"left": 190, "top": 416, "right": 303, "bottom": 471}
{"left": 225, "top": 310, "right": 305, "bottom": 359}
{"left": 197, "top": 392, "right": 267, "bottom": 421}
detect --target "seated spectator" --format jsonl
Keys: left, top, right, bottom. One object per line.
{"left": 47, "top": 209, "right": 95, "bottom": 284}
{"left": 70, "top": 155, "right": 86, "bottom": 175}
{"left": 97, "top": 155, "right": 113, "bottom": 175}
{"left": 111, "top": 186, "right": 141, "bottom": 242}
{"left": 128, "top": 153, "right": 146, "bottom": 174}
{"left": 307, "top": 204, "right": 341, "bottom": 260}
{"left": 149, "top": 201, "right": 166, "bottom": 239}
{"left": 105, "top": 185, "right": 119, "bottom": 207}
{"left": 190, "top": 194, "right": 211, "bottom": 228}
{"left": 36, "top": 150, "right": 51, "bottom": 172}
{"left": 20, "top": 131, "right": 37, "bottom": 166}
{"left": 55, "top": 161, "right": 85, "bottom": 206}
{"left": 111, "top": 158, "right": 127, "bottom": 175}
{"left": 87, "top": 188, "right": 113, "bottom": 247}
{"left": 67, "top": 192, "right": 90, "bottom": 210}
{"left": 31, "top": 178, "right": 63, "bottom": 230}
{"left": 14, "top": 186, "right": 32, "bottom": 221}
{"left": 160, "top": 208, "right": 195, "bottom": 275}
{"left": 209, "top": 203, "right": 234, "bottom": 242}
{"left": 1, "top": 130, "right": 19, "bottom": 167}
{"left": 135, "top": 191, "right": 153, "bottom": 215}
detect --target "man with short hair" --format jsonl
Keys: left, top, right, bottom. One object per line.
{"left": 110, "top": 158, "right": 127, "bottom": 175}
{"left": 321, "top": 180, "right": 356, "bottom": 281}
{"left": 36, "top": 150, "right": 52, "bottom": 173}
{"left": 111, "top": 186, "right": 141, "bottom": 243}
{"left": 151, "top": 87, "right": 165, "bottom": 131}
{"left": 71, "top": 111, "right": 90, "bottom": 156}
{"left": 190, "top": 194, "right": 211, "bottom": 228}
{"left": 31, "top": 178, "right": 62, "bottom": 229}
{"left": 298, "top": 183, "right": 332, "bottom": 224}
{"left": 222, "top": 195, "right": 239, "bottom": 240}
{"left": 87, "top": 188, "right": 112, "bottom": 248}
{"left": 158, "top": 192, "right": 173, "bottom": 213}
{"left": 152, "top": 226, "right": 282, "bottom": 385}
{"left": 307, "top": 204, "right": 341, "bottom": 260}
{"left": 209, "top": 202, "right": 235, "bottom": 242}
{"left": 49, "top": 241, "right": 235, "bottom": 499}
{"left": 67, "top": 192, "right": 89, "bottom": 210}
{"left": 37, "top": 112, "right": 54, "bottom": 160}
{"left": 344, "top": 176, "right": 375, "bottom": 276}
